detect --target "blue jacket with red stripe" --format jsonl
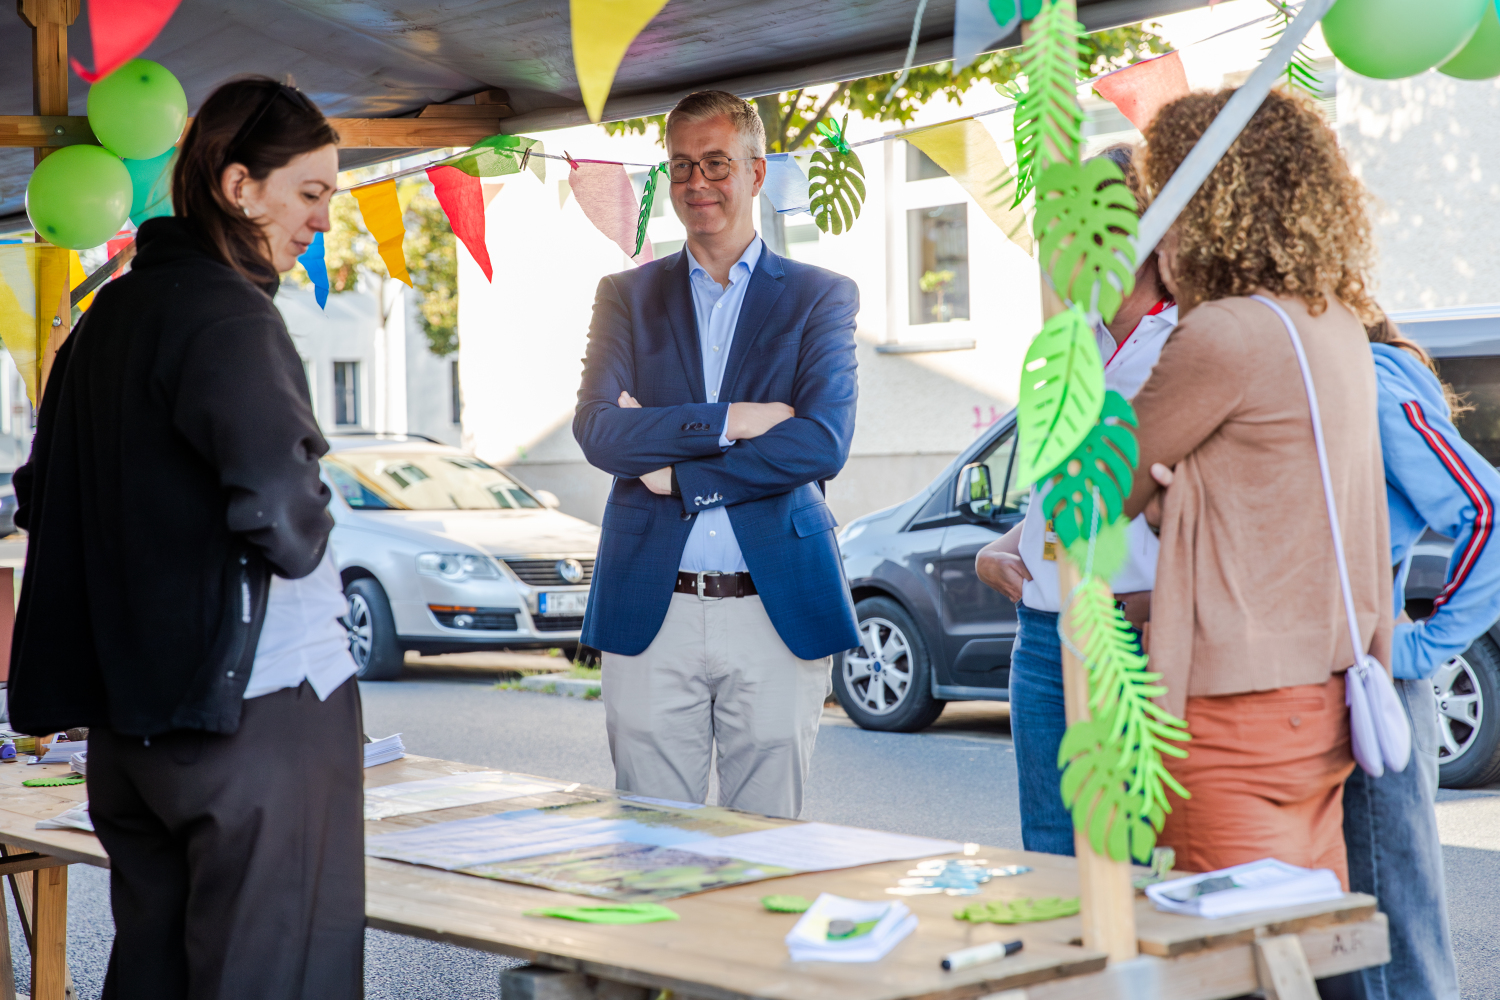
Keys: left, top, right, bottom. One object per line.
{"left": 1375, "top": 343, "right": 1500, "bottom": 679}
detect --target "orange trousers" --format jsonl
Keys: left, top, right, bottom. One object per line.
{"left": 1159, "top": 673, "right": 1356, "bottom": 888}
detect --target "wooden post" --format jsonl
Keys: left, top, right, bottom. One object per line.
{"left": 17, "top": 0, "right": 81, "bottom": 166}
{"left": 30, "top": 864, "right": 67, "bottom": 1000}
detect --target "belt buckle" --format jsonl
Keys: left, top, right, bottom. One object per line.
{"left": 695, "top": 570, "right": 723, "bottom": 601}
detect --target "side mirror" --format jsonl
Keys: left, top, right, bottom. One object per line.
{"left": 956, "top": 463, "right": 995, "bottom": 523}
{"left": 535, "top": 489, "right": 562, "bottom": 509}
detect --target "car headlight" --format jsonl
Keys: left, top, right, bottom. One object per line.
{"left": 416, "top": 553, "right": 500, "bottom": 582}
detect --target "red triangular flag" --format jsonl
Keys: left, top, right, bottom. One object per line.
{"left": 427, "top": 165, "right": 493, "bottom": 282}
{"left": 1094, "top": 51, "right": 1190, "bottom": 132}
{"left": 70, "top": 0, "right": 183, "bottom": 83}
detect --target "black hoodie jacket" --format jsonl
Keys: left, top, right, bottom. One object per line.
{"left": 9, "top": 216, "right": 334, "bottom": 737}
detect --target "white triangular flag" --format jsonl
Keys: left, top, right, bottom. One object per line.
{"left": 954, "top": 0, "right": 1022, "bottom": 71}
{"left": 762, "top": 153, "right": 811, "bottom": 216}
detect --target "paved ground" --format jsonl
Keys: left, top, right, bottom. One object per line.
{"left": 7, "top": 656, "right": 1498, "bottom": 998}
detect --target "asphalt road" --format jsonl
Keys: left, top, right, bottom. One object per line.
{"left": 7, "top": 660, "right": 1498, "bottom": 998}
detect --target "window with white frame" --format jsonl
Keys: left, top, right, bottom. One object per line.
{"left": 333, "top": 361, "right": 361, "bottom": 427}
{"left": 907, "top": 204, "right": 970, "bottom": 325}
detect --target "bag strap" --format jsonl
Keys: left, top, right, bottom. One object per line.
{"left": 1250, "top": 295, "right": 1368, "bottom": 668}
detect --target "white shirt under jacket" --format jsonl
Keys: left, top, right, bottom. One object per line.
{"left": 243, "top": 548, "right": 359, "bottom": 700}
{"left": 1018, "top": 303, "right": 1179, "bottom": 613}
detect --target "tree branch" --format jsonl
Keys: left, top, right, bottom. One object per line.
{"left": 785, "top": 81, "right": 851, "bottom": 152}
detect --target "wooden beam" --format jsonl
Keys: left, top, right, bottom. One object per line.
{"left": 0, "top": 853, "right": 67, "bottom": 879}
{"left": 0, "top": 116, "right": 97, "bottom": 148}
{"left": 1254, "top": 935, "right": 1321, "bottom": 1000}
{"left": 18, "top": 0, "right": 81, "bottom": 166}
{"left": 30, "top": 863, "right": 66, "bottom": 1000}
{"left": 0, "top": 116, "right": 506, "bottom": 150}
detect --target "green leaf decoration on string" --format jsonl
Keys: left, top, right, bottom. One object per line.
{"left": 446, "top": 134, "right": 546, "bottom": 183}
{"left": 1034, "top": 158, "right": 1139, "bottom": 324}
{"left": 634, "top": 162, "right": 666, "bottom": 258}
{"left": 1040, "top": 390, "right": 1139, "bottom": 549}
{"left": 1011, "top": 0, "right": 1087, "bottom": 208}
{"left": 1015, "top": 306, "right": 1104, "bottom": 491}
{"left": 1063, "top": 510, "right": 1130, "bottom": 581}
{"left": 809, "top": 116, "right": 865, "bottom": 236}
{"left": 955, "top": 896, "right": 1080, "bottom": 924}
{"left": 1057, "top": 576, "right": 1191, "bottom": 863}
{"left": 1265, "top": 0, "right": 1322, "bottom": 96}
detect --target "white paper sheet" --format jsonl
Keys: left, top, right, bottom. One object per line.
{"left": 364, "top": 771, "right": 572, "bottom": 820}
{"left": 673, "top": 822, "right": 962, "bottom": 872}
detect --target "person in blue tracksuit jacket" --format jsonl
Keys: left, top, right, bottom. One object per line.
{"left": 1340, "top": 322, "right": 1500, "bottom": 1000}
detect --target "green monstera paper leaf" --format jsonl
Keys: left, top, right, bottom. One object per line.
{"left": 1034, "top": 157, "right": 1139, "bottom": 323}
{"left": 1015, "top": 306, "right": 1104, "bottom": 491}
{"left": 1042, "top": 390, "right": 1139, "bottom": 549}
{"left": 634, "top": 162, "right": 666, "bottom": 258}
{"left": 808, "top": 147, "right": 866, "bottom": 235}
{"left": 1063, "top": 511, "right": 1130, "bottom": 581}
{"left": 1012, "top": 0, "right": 1086, "bottom": 207}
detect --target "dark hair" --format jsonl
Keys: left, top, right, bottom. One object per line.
{"left": 173, "top": 77, "right": 339, "bottom": 284}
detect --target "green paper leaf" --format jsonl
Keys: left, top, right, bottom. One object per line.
{"left": 23, "top": 774, "right": 84, "bottom": 787}
{"left": 445, "top": 134, "right": 545, "bottom": 182}
{"left": 634, "top": 162, "right": 666, "bottom": 258}
{"left": 1034, "top": 157, "right": 1138, "bottom": 322}
{"left": 761, "top": 895, "right": 812, "bottom": 913}
{"left": 955, "top": 895, "right": 1081, "bottom": 924}
{"left": 1043, "top": 391, "right": 1139, "bottom": 550}
{"left": 525, "top": 903, "right": 679, "bottom": 924}
{"left": 1016, "top": 306, "right": 1104, "bottom": 490}
{"left": 809, "top": 144, "right": 866, "bottom": 236}
{"left": 1012, "top": 0, "right": 1086, "bottom": 208}
{"left": 1062, "top": 513, "right": 1130, "bottom": 581}
{"left": 1020, "top": 0, "right": 1046, "bottom": 18}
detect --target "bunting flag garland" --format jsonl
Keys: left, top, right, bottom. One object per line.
{"left": 954, "top": 0, "right": 1023, "bottom": 71}
{"left": 351, "top": 179, "right": 412, "bottom": 286}
{"left": 570, "top": 0, "right": 671, "bottom": 123}
{"left": 70, "top": 0, "right": 184, "bottom": 83}
{"left": 1093, "top": 51, "right": 1190, "bottom": 131}
{"left": 568, "top": 162, "right": 653, "bottom": 261}
{"left": 297, "top": 232, "right": 330, "bottom": 309}
{"left": 633, "top": 163, "right": 666, "bottom": 258}
{"left": 762, "top": 154, "right": 811, "bottom": 216}
{"left": 447, "top": 135, "right": 546, "bottom": 184}
{"left": 428, "top": 165, "right": 494, "bottom": 282}
{"left": 0, "top": 244, "right": 70, "bottom": 403}
{"left": 905, "top": 119, "right": 1033, "bottom": 253}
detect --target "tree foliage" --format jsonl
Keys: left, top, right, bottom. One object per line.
{"left": 603, "top": 22, "right": 1167, "bottom": 154}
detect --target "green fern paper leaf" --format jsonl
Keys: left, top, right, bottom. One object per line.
{"left": 808, "top": 147, "right": 866, "bottom": 236}
{"left": 1012, "top": 0, "right": 1086, "bottom": 207}
{"left": 1043, "top": 391, "right": 1139, "bottom": 548}
{"left": 1015, "top": 307, "right": 1104, "bottom": 490}
{"left": 1034, "top": 158, "right": 1139, "bottom": 322}
{"left": 634, "top": 163, "right": 666, "bottom": 258}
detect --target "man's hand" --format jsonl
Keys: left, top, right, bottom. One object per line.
{"left": 726, "top": 401, "right": 794, "bottom": 441}
{"left": 618, "top": 391, "right": 674, "bottom": 493}
{"left": 976, "top": 540, "right": 1031, "bottom": 602}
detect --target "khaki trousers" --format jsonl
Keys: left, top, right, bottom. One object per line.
{"left": 602, "top": 592, "right": 831, "bottom": 819}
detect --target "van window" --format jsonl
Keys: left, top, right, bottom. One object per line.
{"left": 1435, "top": 356, "right": 1500, "bottom": 465}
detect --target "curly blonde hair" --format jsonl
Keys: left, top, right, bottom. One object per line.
{"left": 1141, "top": 87, "right": 1377, "bottom": 321}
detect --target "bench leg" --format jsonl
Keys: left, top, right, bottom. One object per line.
{"left": 1255, "top": 933, "right": 1320, "bottom": 1000}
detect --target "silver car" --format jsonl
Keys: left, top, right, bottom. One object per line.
{"left": 321, "top": 434, "right": 600, "bottom": 679}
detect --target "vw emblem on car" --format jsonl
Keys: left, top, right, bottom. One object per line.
{"left": 557, "top": 558, "right": 585, "bottom": 584}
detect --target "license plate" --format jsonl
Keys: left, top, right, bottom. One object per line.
{"left": 539, "top": 591, "right": 588, "bottom": 616}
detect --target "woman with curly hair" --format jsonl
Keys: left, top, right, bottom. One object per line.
{"left": 1120, "top": 87, "right": 1392, "bottom": 886}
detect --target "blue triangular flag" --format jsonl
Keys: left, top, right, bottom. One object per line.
{"left": 297, "top": 232, "right": 329, "bottom": 309}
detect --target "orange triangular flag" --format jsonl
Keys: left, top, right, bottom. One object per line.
{"left": 1094, "top": 52, "right": 1190, "bottom": 132}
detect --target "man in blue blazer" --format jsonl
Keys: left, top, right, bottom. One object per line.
{"left": 574, "top": 90, "right": 859, "bottom": 819}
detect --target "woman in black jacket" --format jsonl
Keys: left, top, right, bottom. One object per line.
{"left": 11, "top": 78, "right": 362, "bottom": 999}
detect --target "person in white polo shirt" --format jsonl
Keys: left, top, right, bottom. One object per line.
{"left": 976, "top": 145, "right": 1177, "bottom": 855}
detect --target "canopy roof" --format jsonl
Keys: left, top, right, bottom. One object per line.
{"left": 1, "top": 0, "right": 1206, "bottom": 227}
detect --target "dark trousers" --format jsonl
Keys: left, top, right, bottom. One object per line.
{"left": 89, "top": 678, "right": 365, "bottom": 1000}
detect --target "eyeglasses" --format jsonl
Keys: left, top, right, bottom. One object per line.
{"left": 667, "top": 156, "right": 759, "bottom": 183}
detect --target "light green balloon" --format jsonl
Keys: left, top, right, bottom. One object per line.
{"left": 87, "top": 58, "right": 188, "bottom": 161}
{"left": 25, "top": 145, "right": 134, "bottom": 251}
{"left": 1323, "top": 0, "right": 1487, "bottom": 79}
{"left": 1441, "top": 0, "right": 1500, "bottom": 79}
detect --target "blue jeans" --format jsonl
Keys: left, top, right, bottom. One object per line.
{"left": 1340, "top": 678, "right": 1459, "bottom": 1000}
{"left": 1010, "top": 605, "right": 1075, "bottom": 856}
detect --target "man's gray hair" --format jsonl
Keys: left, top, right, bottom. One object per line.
{"left": 665, "top": 90, "right": 766, "bottom": 159}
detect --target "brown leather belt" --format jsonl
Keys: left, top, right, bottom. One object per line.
{"left": 675, "top": 570, "right": 758, "bottom": 599}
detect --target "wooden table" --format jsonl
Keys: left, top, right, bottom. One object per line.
{"left": 0, "top": 753, "right": 1390, "bottom": 1000}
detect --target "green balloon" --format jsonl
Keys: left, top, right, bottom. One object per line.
{"left": 87, "top": 58, "right": 188, "bottom": 161}
{"left": 1441, "top": 0, "right": 1500, "bottom": 78}
{"left": 25, "top": 145, "right": 133, "bottom": 251}
{"left": 1323, "top": 0, "right": 1487, "bottom": 79}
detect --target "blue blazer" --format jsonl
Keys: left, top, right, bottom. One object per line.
{"left": 573, "top": 245, "right": 861, "bottom": 660}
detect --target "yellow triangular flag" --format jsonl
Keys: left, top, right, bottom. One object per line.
{"left": 69, "top": 250, "right": 97, "bottom": 313}
{"left": 0, "top": 246, "right": 41, "bottom": 403}
{"left": 906, "top": 119, "right": 1033, "bottom": 254}
{"left": 351, "top": 180, "right": 412, "bottom": 287}
{"left": 571, "top": 0, "right": 670, "bottom": 123}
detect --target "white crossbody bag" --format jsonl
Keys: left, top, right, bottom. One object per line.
{"left": 1252, "top": 295, "right": 1412, "bottom": 778}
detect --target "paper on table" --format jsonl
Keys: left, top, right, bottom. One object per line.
{"left": 364, "top": 771, "right": 573, "bottom": 820}
{"left": 1147, "top": 858, "right": 1344, "bottom": 919}
{"left": 36, "top": 800, "right": 93, "bottom": 833}
{"left": 364, "top": 807, "right": 706, "bottom": 870}
{"left": 674, "top": 822, "right": 962, "bottom": 872}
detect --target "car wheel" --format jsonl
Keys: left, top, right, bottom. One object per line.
{"left": 1435, "top": 634, "right": 1500, "bottom": 788}
{"left": 833, "top": 596, "right": 945, "bottom": 733}
{"left": 345, "top": 578, "right": 404, "bottom": 681}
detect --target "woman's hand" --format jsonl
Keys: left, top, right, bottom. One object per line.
{"left": 1144, "top": 462, "right": 1173, "bottom": 530}
{"left": 976, "top": 541, "right": 1032, "bottom": 602}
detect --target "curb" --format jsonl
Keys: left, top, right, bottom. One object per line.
{"left": 515, "top": 673, "right": 602, "bottom": 699}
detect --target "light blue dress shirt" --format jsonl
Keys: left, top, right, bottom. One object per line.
{"left": 678, "top": 238, "right": 762, "bottom": 574}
